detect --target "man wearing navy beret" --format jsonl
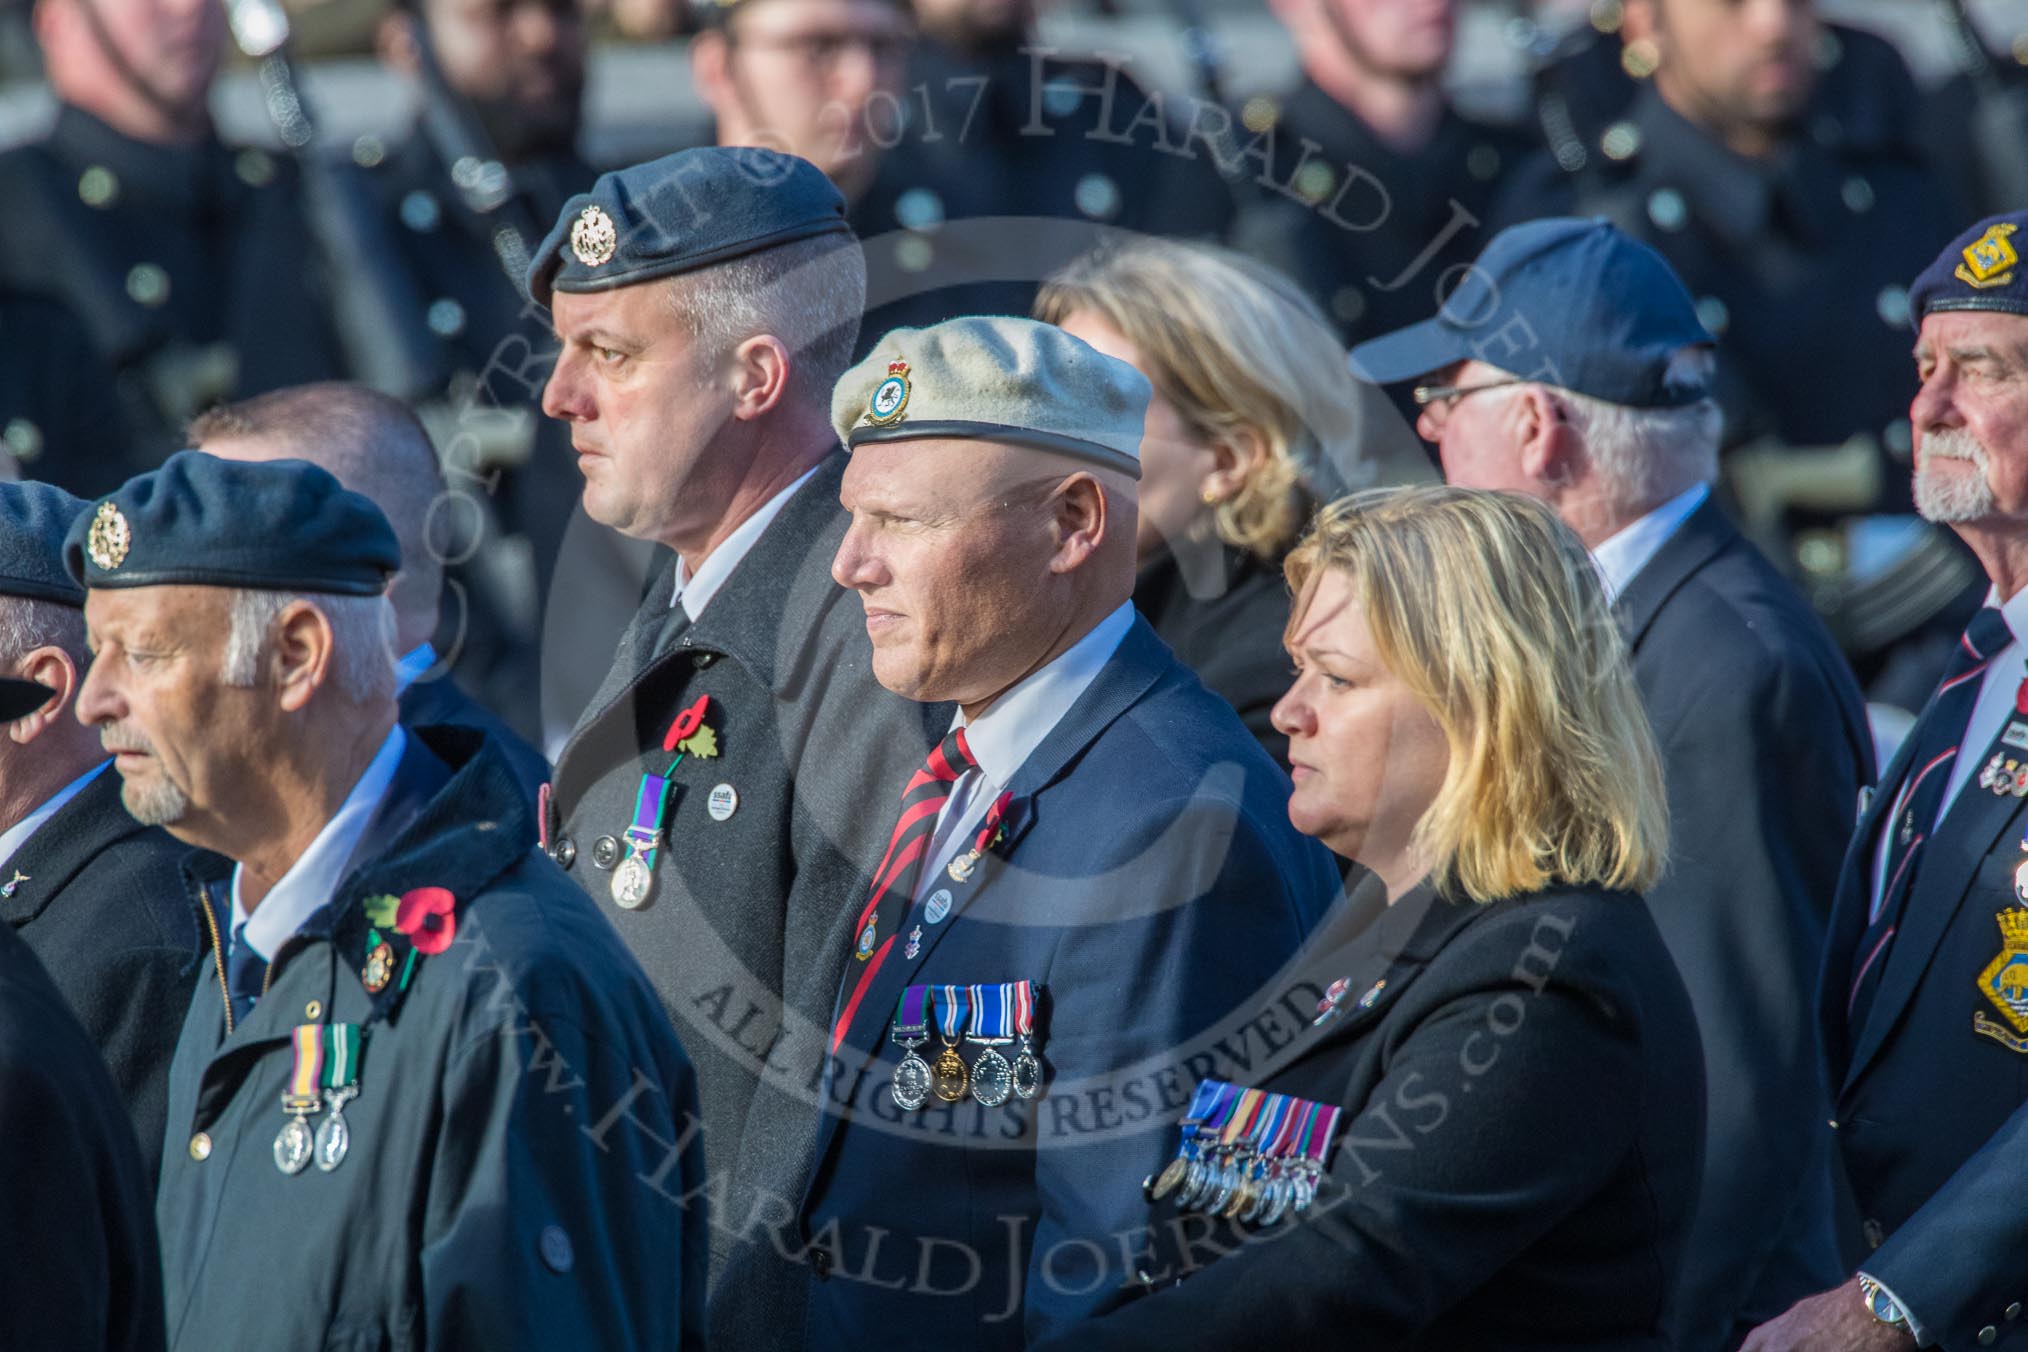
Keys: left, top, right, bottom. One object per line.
{"left": 0, "top": 479, "right": 195, "bottom": 1175}
{"left": 1351, "top": 217, "right": 1873, "bottom": 1352}
{"left": 1748, "top": 213, "right": 2028, "bottom": 1351}
{"left": 531, "top": 147, "right": 939, "bottom": 1345}
{"left": 71, "top": 451, "right": 707, "bottom": 1350}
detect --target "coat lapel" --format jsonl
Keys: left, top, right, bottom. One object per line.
{"left": 1612, "top": 497, "right": 1734, "bottom": 653}
{"left": 0, "top": 762, "right": 128, "bottom": 927}
{"left": 1820, "top": 731, "right": 1917, "bottom": 1072}
{"left": 1843, "top": 766, "right": 2027, "bottom": 1089}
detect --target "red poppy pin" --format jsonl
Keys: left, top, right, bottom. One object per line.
{"left": 394, "top": 886, "right": 457, "bottom": 956}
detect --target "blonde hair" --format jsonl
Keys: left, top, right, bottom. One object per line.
{"left": 1285, "top": 486, "right": 1668, "bottom": 901}
{"left": 1036, "top": 239, "right": 1362, "bottom": 560}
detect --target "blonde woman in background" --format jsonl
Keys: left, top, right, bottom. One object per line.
{"left": 1037, "top": 239, "right": 1425, "bottom": 766}
{"left": 1037, "top": 486, "right": 1705, "bottom": 1351}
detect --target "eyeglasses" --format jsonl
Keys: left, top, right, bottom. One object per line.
{"left": 1411, "top": 378, "right": 1523, "bottom": 410}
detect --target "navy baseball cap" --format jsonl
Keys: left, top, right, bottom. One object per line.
{"left": 1909, "top": 211, "right": 2028, "bottom": 324}
{"left": 526, "top": 146, "right": 853, "bottom": 307}
{"left": 0, "top": 480, "right": 88, "bottom": 606}
{"left": 0, "top": 678, "right": 52, "bottom": 721}
{"left": 64, "top": 451, "right": 399, "bottom": 596}
{"left": 1349, "top": 217, "right": 1716, "bottom": 409}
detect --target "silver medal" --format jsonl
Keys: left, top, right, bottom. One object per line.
{"left": 892, "top": 1050, "right": 932, "bottom": 1111}
{"left": 315, "top": 1086, "right": 358, "bottom": 1172}
{"left": 610, "top": 853, "right": 653, "bottom": 909}
{"left": 1011, "top": 1045, "right": 1042, "bottom": 1099}
{"left": 274, "top": 1113, "right": 314, "bottom": 1175}
{"left": 970, "top": 1045, "right": 1013, "bottom": 1106}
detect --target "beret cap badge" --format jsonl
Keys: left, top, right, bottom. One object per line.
{"left": 1956, "top": 222, "right": 2019, "bottom": 290}
{"left": 570, "top": 204, "right": 618, "bottom": 268}
{"left": 865, "top": 360, "right": 912, "bottom": 427}
{"left": 86, "top": 500, "right": 130, "bottom": 571}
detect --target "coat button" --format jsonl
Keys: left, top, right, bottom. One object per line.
{"left": 591, "top": 835, "right": 622, "bottom": 870}
{"left": 1979, "top": 1327, "right": 1997, "bottom": 1345}
{"left": 551, "top": 836, "right": 577, "bottom": 870}
{"left": 692, "top": 652, "right": 716, "bottom": 669}
{"left": 539, "top": 1225, "right": 574, "bottom": 1273}
{"left": 189, "top": 1132, "right": 212, "bottom": 1161}
{"left": 1863, "top": 1218, "right": 1885, "bottom": 1249}
{"left": 809, "top": 1246, "right": 833, "bottom": 1281}
{"left": 2008, "top": 1303, "right": 2022, "bottom": 1320}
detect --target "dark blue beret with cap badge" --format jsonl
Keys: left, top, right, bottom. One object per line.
{"left": 63, "top": 450, "right": 399, "bottom": 596}
{"left": 524, "top": 146, "right": 852, "bottom": 307}
{"left": 1909, "top": 210, "right": 2028, "bottom": 324}
{"left": 0, "top": 480, "right": 88, "bottom": 606}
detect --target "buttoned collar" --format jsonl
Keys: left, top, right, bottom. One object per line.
{"left": 950, "top": 601, "right": 1136, "bottom": 788}
{"left": 49, "top": 103, "right": 231, "bottom": 219}
{"left": 230, "top": 723, "right": 408, "bottom": 962}
{"left": 670, "top": 463, "right": 822, "bottom": 624}
{"left": 0, "top": 759, "right": 109, "bottom": 873}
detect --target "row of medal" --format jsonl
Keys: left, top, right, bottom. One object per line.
{"left": 1978, "top": 752, "right": 2028, "bottom": 799}
{"left": 891, "top": 982, "right": 1043, "bottom": 1110}
{"left": 272, "top": 1023, "right": 364, "bottom": 1176}
{"left": 1143, "top": 1079, "right": 1344, "bottom": 1228}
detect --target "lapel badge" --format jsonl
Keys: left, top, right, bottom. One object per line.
{"left": 1956, "top": 222, "right": 2019, "bottom": 290}
{"left": 924, "top": 889, "right": 953, "bottom": 925}
{"left": 86, "top": 500, "right": 130, "bottom": 571}
{"left": 1973, "top": 908, "right": 2028, "bottom": 1053}
{"left": 1357, "top": 978, "right": 1387, "bottom": 1010}
{"left": 361, "top": 940, "right": 395, "bottom": 994}
{"left": 0, "top": 870, "right": 26, "bottom": 899}
{"left": 570, "top": 204, "right": 617, "bottom": 267}
{"left": 1313, "top": 976, "right": 1351, "bottom": 1027}
{"left": 866, "top": 360, "right": 912, "bottom": 427}
{"left": 947, "top": 850, "right": 978, "bottom": 884}
{"left": 904, "top": 925, "right": 922, "bottom": 960}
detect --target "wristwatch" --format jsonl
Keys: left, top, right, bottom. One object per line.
{"left": 1859, "top": 1274, "right": 1910, "bottom": 1329}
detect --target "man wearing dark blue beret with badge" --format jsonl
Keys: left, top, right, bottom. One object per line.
{"left": 1349, "top": 217, "right": 1873, "bottom": 1352}
{"left": 1748, "top": 211, "right": 2028, "bottom": 1352}
{"left": 70, "top": 451, "right": 706, "bottom": 1350}
{"left": 0, "top": 479, "right": 196, "bottom": 1175}
{"left": 530, "top": 147, "right": 938, "bottom": 1346}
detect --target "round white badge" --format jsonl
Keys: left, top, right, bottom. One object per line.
{"left": 707, "top": 784, "right": 738, "bottom": 822}
{"left": 924, "top": 889, "right": 954, "bottom": 925}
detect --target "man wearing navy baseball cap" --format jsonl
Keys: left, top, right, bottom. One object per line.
{"left": 1353, "top": 217, "right": 1873, "bottom": 1352}
{"left": 1749, "top": 210, "right": 2028, "bottom": 1352}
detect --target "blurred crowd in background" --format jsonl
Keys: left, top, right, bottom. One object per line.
{"left": 1, "top": 0, "right": 2025, "bottom": 755}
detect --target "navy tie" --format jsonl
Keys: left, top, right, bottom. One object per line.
{"left": 225, "top": 926, "right": 267, "bottom": 1026}
{"left": 1849, "top": 605, "right": 2016, "bottom": 1033}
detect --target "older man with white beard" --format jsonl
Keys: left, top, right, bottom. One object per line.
{"left": 1746, "top": 209, "right": 2028, "bottom": 1352}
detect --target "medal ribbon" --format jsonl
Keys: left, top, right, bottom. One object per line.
{"left": 1012, "top": 979, "right": 1035, "bottom": 1038}
{"left": 1181, "top": 1078, "right": 1225, "bottom": 1128}
{"left": 893, "top": 985, "right": 931, "bottom": 1038}
{"left": 323, "top": 1023, "right": 362, "bottom": 1091}
{"left": 1201, "top": 1081, "right": 1245, "bottom": 1136}
{"left": 967, "top": 982, "right": 1014, "bottom": 1039}
{"left": 1219, "top": 1088, "right": 1266, "bottom": 1148}
{"left": 1306, "top": 1104, "right": 1344, "bottom": 1165}
{"left": 288, "top": 1024, "right": 323, "bottom": 1103}
{"left": 934, "top": 985, "right": 969, "bottom": 1043}
{"left": 627, "top": 771, "right": 675, "bottom": 858}
{"left": 1251, "top": 1094, "right": 1293, "bottom": 1157}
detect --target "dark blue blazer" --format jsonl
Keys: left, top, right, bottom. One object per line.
{"left": 792, "top": 616, "right": 1339, "bottom": 1349}
{"left": 399, "top": 673, "right": 550, "bottom": 814}
{"left": 1821, "top": 663, "right": 2028, "bottom": 1349}
{"left": 1616, "top": 497, "right": 1872, "bottom": 1350}
{"left": 1035, "top": 877, "right": 1707, "bottom": 1351}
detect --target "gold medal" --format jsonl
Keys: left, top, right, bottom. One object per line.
{"left": 1149, "top": 1156, "right": 1190, "bottom": 1201}
{"left": 931, "top": 1044, "right": 969, "bottom": 1102}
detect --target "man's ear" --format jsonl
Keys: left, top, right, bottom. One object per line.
{"left": 271, "top": 602, "right": 337, "bottom": 713}
{"left": 7, "top": 646, "right": 76, "bottom": 746}
{"left": 1046, "top": 473, "right": 1110, "bottom": 575}
{"left": 728, "top": 335, "right": 793, "bottom": 422}
{"left": 1514, "top": 385, "right": 1578, "bottom": 485}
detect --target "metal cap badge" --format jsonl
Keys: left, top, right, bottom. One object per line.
{"left": 86, "top": 500, "right": 130, "bottom": 571}
{"left": 571, "top": 205, "right": 617, "bottom": 268}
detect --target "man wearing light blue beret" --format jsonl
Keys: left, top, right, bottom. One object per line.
{"left": 777, "top": 315, "right": 1338, "bottom": 1347}
{"left": 529, "top": 146, "right": 943, "bottom": 1348}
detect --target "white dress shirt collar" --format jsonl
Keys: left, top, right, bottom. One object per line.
{"left": 952, "top": 602, "right": 1137, "bottom": 787}
{"left": 0, "top": 759, "right": 110, "bottom": 874}
{"left": 231, "top": 723, "right": 409, "bottom": 962}
{"left": 670, "top": 464, "right": 822, "bottom": 624}
{"left": 1591, "top": 482, "right": 1711, "bottom": 603}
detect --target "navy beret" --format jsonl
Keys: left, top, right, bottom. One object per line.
{"left": 0, "top": 678, "right": 52, "bottom": 721}
{"left": 1909, "top": 211, "right": 2028, "bottom": 325}
{"left": 0, "top": 480, "right": 87, "bottom": 606}
{"left": 525, "top": 147, "right": 852, "bottom": 307}
{"left": 64, "top": 451, "right": 400, "bottom": 597}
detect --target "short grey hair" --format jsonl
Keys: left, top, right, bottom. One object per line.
{"left": 665, "top": 234, "right": 866, "bottom": 402}
{"left": 221, "top": 590, "right": 397, "bottom": 703}
{"left": 0, "top": 596, "right": 88, "bottom": 668}
{"left": 1496, "top": 349, "right": 1721, "bottom": 516}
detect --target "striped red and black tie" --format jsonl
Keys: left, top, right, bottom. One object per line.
{"left": 831, "top": 728, "right": 979, "bottom": 1053}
